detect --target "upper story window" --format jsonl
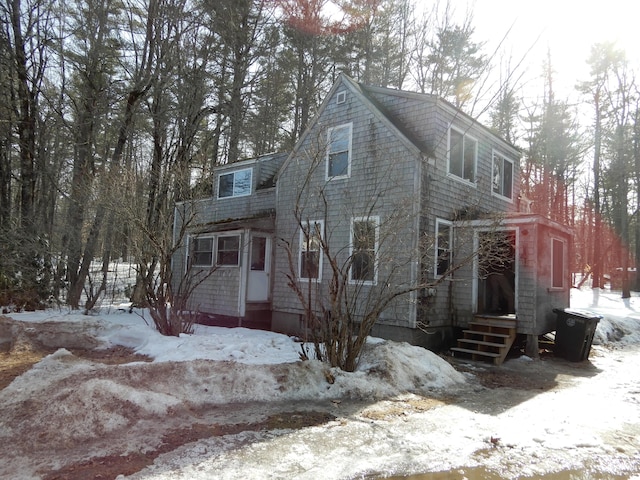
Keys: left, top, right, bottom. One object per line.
{"left": 299, "top": 220, "right": 323, "bottom": 280}
{"left": 190, "top": 236, "right": 214, "bottom": 267}
{"left": 492, "top": 151, "right": 514, "bottom": 200}
{"left": 435, "top": 219, "right": 452, "bottom": 277}
{"left": 350, "top": 217, "right": 379, "bottom": 284}
{"left": 448, "top": 127, "right": 477, "bottom": 183}
{"left": 327, "top": 123, "right": 352, "bottom": 179}
{"left": 218, "top": 168, "right": 252, "bottom": 199}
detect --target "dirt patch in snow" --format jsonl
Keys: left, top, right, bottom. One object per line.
{"left": 360, "top": 396, "right": 449, "bottom": 421}
{"left": 41, "top": 410, "right": 337, "bottom": 480}
{"left": 0, "top": 344, "right": 151, "bottom": 391}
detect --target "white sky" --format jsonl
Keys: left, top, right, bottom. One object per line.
{"left": 471, "top": 0, "right": 640, "bottom": 102}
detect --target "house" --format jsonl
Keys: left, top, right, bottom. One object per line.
{"left": 173, "top": 74, "right": 571, "bottom": 362}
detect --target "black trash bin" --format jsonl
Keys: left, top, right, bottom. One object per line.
{"left": 553, "top": 308, "right": 602, "bottom": 361}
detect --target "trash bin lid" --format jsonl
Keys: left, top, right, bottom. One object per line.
{"left": 553, "top": 308, "right": 603, "bottom": 320}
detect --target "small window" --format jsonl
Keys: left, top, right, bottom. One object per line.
{"left": 327, "top": 124, "right": 352, "bottom": 179}
{"left": 435, "top": 220, "right": 452, "bottom": 277}
{"left": 350, "top": 217, "right": 378, "bottom": 284}
{"left": 492, "top": 152, "right": 514, "bottom": 200}
{"left": 250, "top": 237, "right": 267, "bottom": 271}
{"left": 448, "top": 127, "right": 476, "bottom": 183}
{"left": 336, "top": 91, "right": 346, "bottom": 104}
{"left": 190, "top": 237, "right": 214, "bottom": 267}
{"left": 299, "top": 220, "right": 323, "bottom": 280}
{"left": 551, "top": 238, "right": 565, "bottom": 289}
{"left": 217, "top": 235, "right": 240, "bottom": 266}
{"left": 218, "top": 168, "right": 252, "bottom": 198}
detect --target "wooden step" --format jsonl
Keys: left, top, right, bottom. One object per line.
{"left": 462, "top": 329, "right": 511, "bottom": 339}
{"left": 469, "top": 319, "right": 516, "bottom": 329}
{"left": 452, "top": 314, "right": 517, "bottom": 365}
{"left": 450, "top": 347, "right": 501, "bottom": 358}
{"left": 458, "top": 338, "right": 506, "bottom": 348}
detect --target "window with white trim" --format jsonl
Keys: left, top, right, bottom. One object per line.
{"left": 448, "top": 127, "right": 477, "bottom": 183}
{"left": 350, "top": 217, "right": 379, "bottom": 283}
{"left": 327, "top": 124, "right": 352, "bottom": 178}
{"left": 190, "top": 236, "right": 214, "bottom": 267}
{"left": 299, "top": 220, "right": 323, "bottom": 280}
{"left": 216, "top": 235, "right": 240, "bottom": 266}
{"left": 435, "top": 219, "right": 452, "bottom": 277}
{"left": 217, "top": 168, "right": 252, "bottom": 198}
{"left": 551, "top": 237, "right": 565, "bottom": 289}
{"left": 492, "top": 151, "right": 514, "bottom": 199}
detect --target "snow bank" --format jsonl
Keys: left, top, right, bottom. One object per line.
{"left": 571, "top": 288, "right": 640, "bottom": 345}
{"left": 1, "top": 307, "right": 465, "bottom": 452}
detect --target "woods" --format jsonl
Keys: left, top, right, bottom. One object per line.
{"left": 0, "top": 0, "right": 638, "bottom": 311}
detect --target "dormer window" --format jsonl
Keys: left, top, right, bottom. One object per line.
{"left": 327, "top": 123, "right": 352, "bottom": 179}
{"left": 218, "top": 168, "right": 252, "bottom": 198}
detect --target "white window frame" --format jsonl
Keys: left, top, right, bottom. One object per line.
{"left": 551, "top": 237, "right": 566, "bottom": 289}
{"left": 298, "top": 220, "right": 324, "bottom": 281}
{"left": 435, "top": 219, "right": 453, "bottom": 279}
{"left": 492, "top": 150, "right": 514, "bottom": 201}
{"left": 189, "top": 235, "right": 214, "bottom": 268}
{"left": 447, "top": 126, "right": 477, "bottom": 184}
{"left": 349, "top": 216, "right": 379, "bottom": 285}
{"left": 217, "top": 168, "right": 253, "bottom": 199}
{"left": 215, "top": 234, "right": 241, "bottom": 267}
{"left": 336, "top": 91, "right": 346, "bottom": 104}
{"left": 326, "top": 123, "right": 352, "bottom": 180}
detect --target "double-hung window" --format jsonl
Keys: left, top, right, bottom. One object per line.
{"left": 448, "top": 127, "right": 477, "bottom": 183}
{"left": 216, "top": 235, "right": 240, "bottom": 266}
{"left": 218, "top": 168, "right": 252, "bottom": 198}
{"left": 435, "top": 219, "right": 452, "bottom": 277}
{"left": 551, "top": 238, "right": 566, "bottom": 289}
{"left": 492, "top": 152, "right": 514, "bottom": 200}
{"left": 327, "top": 124, "right": 352, "bottom": 178}
{"left": 350, "top": 217, "right": 379, "bottom": 284}
{"left": 299, "top": 221, "right": 323, "bottom": 280}
{"left": 190, "top": 236, "right": 214, "bottom": 267}
{"left": 189, "top": 234, "right": 240, "bottom": 268}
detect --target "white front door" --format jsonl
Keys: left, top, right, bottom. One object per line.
{"left": 247, "top": 234, "right": 270, "bottom": 302}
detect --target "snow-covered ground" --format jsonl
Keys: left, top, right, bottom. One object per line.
{"left": 1, "top": 288, "right": 639, "bottom": 479}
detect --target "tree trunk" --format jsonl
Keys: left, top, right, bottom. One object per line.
{"left": 592, "top": 92, "right": 602, "bottom": 289}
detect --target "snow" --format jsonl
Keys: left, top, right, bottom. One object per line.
{"left": 1, "top": 288, "right": 640, "bottom": 479}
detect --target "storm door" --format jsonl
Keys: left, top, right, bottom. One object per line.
{"left": 246, "top": 234, "right": 271, "bottom": 302}
{"left": 476, "top": 230, "right": 516, "bottom": 315}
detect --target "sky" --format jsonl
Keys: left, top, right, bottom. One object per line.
{"left": 471, "top": 0, "right": 640, "bottom": 103}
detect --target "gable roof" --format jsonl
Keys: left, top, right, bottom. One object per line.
{"left": 276, "top": 73, "right": 428, "bottom": 180}
{"left": 277, "top": 73, "right": 520, "bottom": 180}
{"left": 360, "top": 82, "right": 520, "bottom": 155}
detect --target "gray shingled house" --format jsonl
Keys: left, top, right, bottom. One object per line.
{"left": 173, "top": 74, "right": 571, "bottom": 362}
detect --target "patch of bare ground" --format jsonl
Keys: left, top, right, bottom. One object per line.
{"left": 0, "top": 346, "right": 54, "bottom": 390}
{"left": 41, "top": 411, "right": 336, "bottom": 480}
{"left": 0, "top": 345, "right": 151, "bottom": 391}
{"left": 360, "top": 396, "right": 449, "bottom": 421}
